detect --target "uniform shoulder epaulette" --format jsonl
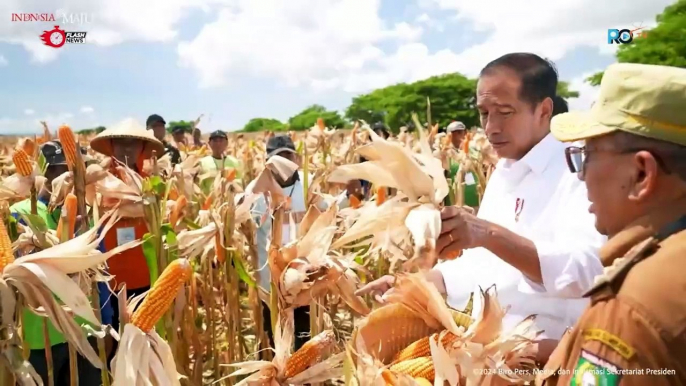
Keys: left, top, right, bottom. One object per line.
{"left": 583, "top": 237, "right": 660, "bottom": 299}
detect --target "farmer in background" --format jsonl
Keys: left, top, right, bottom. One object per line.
{"left": 171, "top": 125, "right": 187, "bottom": 150}
{"left": 199, "top": 130, "right": 242, "bottom": 194}
{"left": 193, "top": 128, "right": 205, "bottom": 149}
{"left": 11, "top": 141, "right": 113, "bottom": 385}
{"left": 447, "top": 121, "right": 467, "bottom": 149}
{"left": 552, "top": 95, "right": 568, "bottom": 116}
{"left": 372, "top": 122, "right": 391, "bottom": 139}
{"left": 248, "top": 135, "right": 321, "bottom": 352}
{"left": 537, "top": 63, "right": 686, "bottom": 385}
{"left": 146, "top": 114, "right": 181, "bottom": 164}
{"left": 358, "top": 53, "right": 607, "bottom": 365}
{"left": 445, "top": 121, "right": 480, "bottom": 209}
{"left": 90, "top": 119, "right": 165, "bottom": 333}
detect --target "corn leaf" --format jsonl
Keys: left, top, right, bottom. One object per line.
{"left": 142, "top": 233, "right": 160, "bottom": 286}
{"left": 7, "top": 215, "right": 19, "bottom": 242}
{"left": 147, "top": 176, "right": 166, "bottom": 196}
{"left": 231, "top": 254, "right": 256, "bottom": 288}
{"left": 182, "top": 217, "right": 201, "bottom": 230}
{"left": 161, "top": 224, "right": 179, "bottom": 262}
{"left": 19, "top": 213, "right": 49, "bottom": 248}
{"left": 37, "top": 151, "right": 47, "bottom": 175}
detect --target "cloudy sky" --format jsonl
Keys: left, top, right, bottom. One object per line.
{"left": 0, "top": 0, "right": 674, "bottom": 135}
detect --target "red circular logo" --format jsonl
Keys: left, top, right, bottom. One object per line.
{"left": 40, "top": 26, "right": 66, "bottom": 48}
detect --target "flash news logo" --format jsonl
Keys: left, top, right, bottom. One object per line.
{"left": 607, "top": 27, "right": 647, "bottom": 44}
{"left": 40, "top": 26, "right": 87, "bottom": 48}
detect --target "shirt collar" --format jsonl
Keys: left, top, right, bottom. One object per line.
{"left": 516, "top": 133, "right": 564, "bottom": 175}
{"left": 599, "top": 196, "right": 686, "bottom": 266}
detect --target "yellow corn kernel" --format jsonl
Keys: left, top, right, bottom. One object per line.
{"left": 413, "top": 377, "right": 433, "bottom": 386}
{"left": 57, "top": 124, "right": 78, "bottom": 168}
{"left": 283, "top": 330, "right": 336, "bottom": 379}
{"left": 451, "top": 308, "right": 474, "bottom": 329}
{"left": 391, "top": 332, "right": 459, "bottom": 364}
{"left": 389, "top": 357, "right": 434, "bottom": 381}
{"left": 12, "top": 149, "right": 33, "bottom": 177}
{"left": 0, "top": 218, "right": 14, "bottom": 273}
{"left": 130, "top": 258, "right": 193, "bottom": 333}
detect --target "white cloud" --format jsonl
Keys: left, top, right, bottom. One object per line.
{"left": 0, "top": 112, "right": 76, "bottom": 135}
{"left": 415, "top": 0, "right": 672, "bottom": 78}
{"left": 177, "top": 0, "right": 424, "bottom": 90}
{"left": 80, "top": 105, "right": 95, "bottom": 113}
{"left": 568, "top": 70, "right": 602, "bottom": 111}
{"left": 0, "top": 55, "right": 7, "bottom": 66}
{"left": 24, "top": 109, "right": 35, "bottom": 116}
{"left": 416, "top": 13, "right": 431, "bottom": 23}
{"left": 177, "top": 0, "right": 671, "bottom": 94}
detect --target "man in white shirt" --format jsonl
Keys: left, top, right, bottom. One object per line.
{"left": 248, "top": 135, "right": 318, "bottom": 352}
{"left": 357, "top": 53, "right": 606, "bottom": 362}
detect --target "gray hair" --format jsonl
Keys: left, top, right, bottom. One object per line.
{"left": 610, "top": 131, "right": 686, "bottom": 181}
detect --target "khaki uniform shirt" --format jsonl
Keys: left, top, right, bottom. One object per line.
{"left": 537, "top": 200, "right": 686, "bottom": 386}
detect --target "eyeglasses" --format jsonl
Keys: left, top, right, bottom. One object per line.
{"left": 564, "top": 146, "right": 671, "bottom": 176}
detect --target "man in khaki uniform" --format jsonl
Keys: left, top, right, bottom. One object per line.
{"left": 537, "top": 63, "right": 686, "bottom": 385}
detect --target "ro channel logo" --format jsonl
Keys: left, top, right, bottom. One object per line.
{"left": 607, "top": 27, "right": 647, "bottom": 44}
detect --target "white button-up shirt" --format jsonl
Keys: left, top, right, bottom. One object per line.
{"left": 436, "top": 133, "right": 606, "bottom": 339}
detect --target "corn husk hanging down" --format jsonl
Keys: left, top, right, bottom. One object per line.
{"left": 246, "top": 155, "right": 370, "bottom": 316}
{"left": 176, "top": 192, "right": 262, "bottom": 262}
{"left": 1, "top": 209, "right": 141, "bottom": 384}
{"left": 328, "top": 125, "right": 449, "bottom": 269}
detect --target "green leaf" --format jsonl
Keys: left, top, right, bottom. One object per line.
{"left": 7, "top": 216, "right": 19, "bottom": 242}
{"left": 37, "top": 151, "right": 47, "bottom": 175}
{"left": 147, "top": 176, "right": 166, "bottom": 196}
{"left": 21, "top": 213, "right": 48, "bottom": 234}
{"left": 160, "top": 224, "right": 179, "bottom": 261}
{"left": 19, "top": 213, "right": 49, "bottom": 248}
{"left": 182, "top": 218, "right": 201, "bottom": 230}
{"left": 232, "top": 254, "right": 256, "bottom": 288}
{"left": 142, "top": 233, "right": 160, "bottom": 286}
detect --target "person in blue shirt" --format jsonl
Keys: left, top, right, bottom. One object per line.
{"left": 10, "top": 141, "right": 113, "bottom": 384}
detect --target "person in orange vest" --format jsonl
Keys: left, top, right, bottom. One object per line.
{"left": 89, "top": 119, "right": 165, "bottom": 334}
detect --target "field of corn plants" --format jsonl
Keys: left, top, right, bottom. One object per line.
{"left": 0, "top": 116, "right": 543, "bottom": 386}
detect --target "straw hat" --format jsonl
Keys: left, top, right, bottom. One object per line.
{"left": 90, "top": 118, "right": 165, "bottom": 158}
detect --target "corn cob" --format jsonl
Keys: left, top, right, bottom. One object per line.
{"left": 12, "top": 149, "right": 33, "bottom": 177}
{"left": 391, "top": 332, "right": 459, "bottom": 364}
{"left": 0, "top": 218, "right": 14, "bottom": 273}
{"left": 22, "top": 138, "right": 36, "bottom": 157}
{"left": 414, "top": 377, "right": 433, "bottom": 386}
{"left": 451, "top": 308, "right": 474, "bottom": 328}
{"left": 169, "top": 195, "right": 187, "bottom": 228}
{"left": 381, "top": 369, "right": 398, "bottom": 385}
{"left": 130, "top": 258, "right": 193, "bottom": 333}
{"left": 283, "top": 330, "right": 336, "bottom": 379}
{"left": 376, "top": 187, "right": 387, "bottom": 206}
{"left": 349, "top": 195, "right": 361, "bottom": 209}
{"left": 390, "top": 357, "right": 434, "bottom": 381}
{"left": 225, "top": 168, "right": 236, "bottom": 182}
{"left": 57, "top": 124, "right": 78, "bottom": 168}
{"left": 56, "top": 193, "right": 77, "bottom": 241}
{"left": 215, "top": 232, "right": 225, "bottom": 264}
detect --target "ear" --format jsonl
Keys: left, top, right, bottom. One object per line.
{"left": 628, "top": 151, "right": 660, "bottom": 202}
{"left": 539, "top": 97, "right": 554, "bottom": 122}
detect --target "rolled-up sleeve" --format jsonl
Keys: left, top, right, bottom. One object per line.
{"left": 520, "top": 174, "right": 605, "bottom": 298}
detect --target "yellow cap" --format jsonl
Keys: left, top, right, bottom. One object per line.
{"left": 551, "top": 63, "right": 686, "bottom": 146}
